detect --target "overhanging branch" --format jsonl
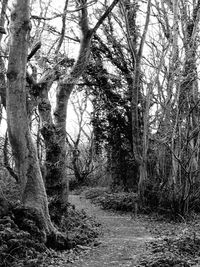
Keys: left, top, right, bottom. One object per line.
{"left": 92, "top": 0, "right": 119, "bottom": 34}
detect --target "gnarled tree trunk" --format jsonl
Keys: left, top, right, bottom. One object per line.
{"left": 38, "top": 0, "right": 119, "bottom": 205}
{"left": 6, "top": 0, "right": 55, "bottom": 237}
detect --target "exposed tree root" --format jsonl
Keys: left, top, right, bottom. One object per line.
{"left": 0, "top": 198, "right": 100, "bottom": 266}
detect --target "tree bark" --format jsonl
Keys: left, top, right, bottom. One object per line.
{"left": 38, "top": 0, "right": 119, "bottom": 205}
{"left": 121, "top": 0, "right": 151, "bottom": 200}
{"left": 6, "top": 0, "right": 55, "bottom": 237}
{"left": 0, "top": 0, "right": 8, "bottom": 110}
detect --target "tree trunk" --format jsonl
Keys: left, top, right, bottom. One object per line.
{"left": 38, "top": 31, "right": 92, "bottom": 205}
{"left": 0, "top": 0, "right": 8, "bottom": 110}
{"left": 121, "top": 0, "right": 151, "bottom": 200}
{"left": 39, "top": 0, "right": 119, "bottom": 204}
{"left": 6, "top": 0, "right": 55, "bottom": 237}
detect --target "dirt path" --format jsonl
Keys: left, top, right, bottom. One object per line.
{"left": 67, "top": 194, "right": 152, "bottom": 267}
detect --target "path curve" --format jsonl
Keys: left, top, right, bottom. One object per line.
{"left": 68, "top": 194, "right": 152, "bottom": 267}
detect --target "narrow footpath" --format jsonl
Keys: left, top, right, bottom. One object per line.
{"left": 68, "top": 194, "right": 153, "bottom": 267}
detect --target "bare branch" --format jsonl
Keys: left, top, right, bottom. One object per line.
{"left": 138, "top": 0, "right": 151, "bottom": 59}
{"left": 92, "top": 0, "right": 119, "bottom": 34}
{"left": 55, "top": 0, "right": 68, "bottom": 53}
{"left": 27, "top": 41, "right": 41, "bottom": 61}
{"left": 67, "top": 0, "right": 97, "bottom": 12}
{"left": 31, "top": 13, "right": 62, "bottom": 21}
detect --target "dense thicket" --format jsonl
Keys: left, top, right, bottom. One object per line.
{"left": 83, "top": 0, "right": 200, "bottom": 216}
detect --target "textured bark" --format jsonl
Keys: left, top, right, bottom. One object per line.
{"left": 6, "top": 0, "right": 55, "bottom": 236}
{"left": 169, "top": 0, "right": 180, "bottom": 186}
{"left": 38, "top": 0, "right": 119, "bottom": 204}
{"left": 39, "top": 30, "right": 92, "bottom": 204}
{"left": 177, "top": 1, "right": 200, "bottom": 213}
{"left": 134, "top": 0, "right": 151, "bottom": 199}
{"left": 121, "top": 0, "right": 151, "bottom": 199}
{"left": 0, "top": 0, "right": 8, "bottom": 109}
{"left": 38, "top": 82, "right": 70, "bottom": 204}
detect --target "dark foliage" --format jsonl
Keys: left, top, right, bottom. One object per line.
{"left": 84, "top": 35, "right": 138, "bottom": 191}
{"left": 0, "top": 199, "right": 100, "bottom": 267}
{"left": 0, "top": 212, "right": 46, "bottom": 267}
{"left": 138, "top": 215, "right": 200, "bottom": 266}
{"left": 84, "top": 187, "right": 110, "bottom": 200}
{"left": 49, "top": 197, "right": 101, "bottom": 246}
{"left": 97, "top": 193, "right": 138, "bottom": 212}
{"left": 85, "top": 188, "right": 138, "bottom": 212}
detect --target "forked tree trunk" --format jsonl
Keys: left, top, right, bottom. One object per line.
{"left": 38, "top": 0, "right": 119, "bottom": 205}
{"left": 39, "top": 25, "right": 92, "bottom": 205}
{"left": 7, "top": 0, "right": 55, "bottom": 237}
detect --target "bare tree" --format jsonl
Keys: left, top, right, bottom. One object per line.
{"left": 66, "top": 90, "right": 95, "bottom": 185}
{"left": 120, "top": 0, "right": 152, "bottom": 199}
{"left": 147, "top": 0, "right": 200, "bottom": 214}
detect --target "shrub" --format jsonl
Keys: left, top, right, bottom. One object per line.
{"left": 97, "top": 192, "right": 138, "bottom": 212}
{"left": 48, "top": 197, "right": 101, "bottom": 246}
{"left": 0, "top": 199, "right": 101, "bottom": 266}
{"left": 138, "top": 235, "right": 200, "bottom": 266}
{"left": 84, "top": 187, "right": 110, "bottom": 200}
{"left": 85, "top": 189, "right": 138, "bottom": 213}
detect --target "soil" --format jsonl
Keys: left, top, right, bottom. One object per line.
{"left": 67, "top": 193, "right": 153, "bottom": 267}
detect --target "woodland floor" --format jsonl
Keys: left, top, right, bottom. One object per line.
{"left": 67, "top": 193, "right": 153, "bottom": 267}
{"left": 2, "top": 188, "right": 200, "bottom": 266}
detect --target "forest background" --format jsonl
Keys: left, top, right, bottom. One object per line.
{"left": 1, "top": 0, "right": 200, "bottom": 217}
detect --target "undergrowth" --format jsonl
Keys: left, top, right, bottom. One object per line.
{"left": 85, "top": 187, "right": 138, "bottom": 212}
{"left": 138, "top": 220, "right": 200, "bottom": 266}
{"left": 85, "top": 187, "right": 200, "bottom": 266}
{"left": 0, "top": 200, "right": 100, "bottom": 267}
{"left": 49, "top": 197, "right": 101, "bottom": 246}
